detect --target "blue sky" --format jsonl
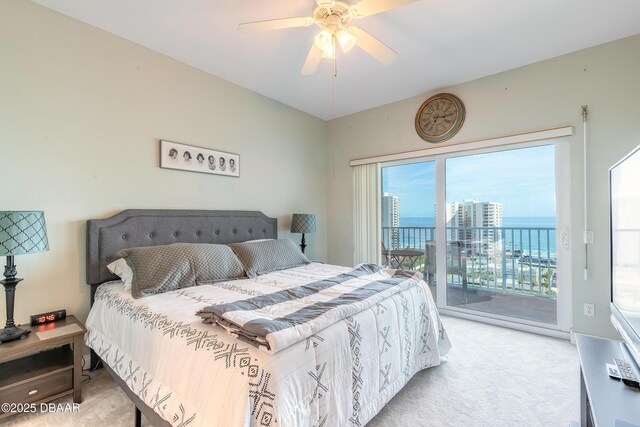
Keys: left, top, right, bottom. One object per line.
{"left": 382, "top": 145, "right": 556, "bottom": 217}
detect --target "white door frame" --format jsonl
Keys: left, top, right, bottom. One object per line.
{"left": 435, "top": 138, "right": 573, "bottom": 336}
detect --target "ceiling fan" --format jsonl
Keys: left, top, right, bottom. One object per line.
{"left": 238, "top": 0, "right": 417, "bottom": 75}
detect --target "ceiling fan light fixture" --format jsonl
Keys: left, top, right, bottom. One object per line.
{"left": 337, "top": 29, "right": 356, "bottom": 53}
{"left": 321, "top": 45, "right": 336, "bottom": 59}
{"left": 315, "top": 29, "right": 336, "bottom": 58}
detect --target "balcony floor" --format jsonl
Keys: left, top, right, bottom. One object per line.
{"left": 429, "top": 284, "right": 557, "bottom": 325}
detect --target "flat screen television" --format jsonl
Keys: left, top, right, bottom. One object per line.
{"left": 610, "top": 144, "right": 640, "bottom": 366}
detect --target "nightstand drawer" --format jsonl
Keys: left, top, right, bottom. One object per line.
{"left": 0, "top": 368, "right": 72, "bottom": 405}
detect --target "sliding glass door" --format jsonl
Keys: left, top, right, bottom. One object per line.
{"left": 444, "top": 145, "right": 557, "bottom": 324}
{"left": 379, "top": 141, "right": 571, "bottom": 332}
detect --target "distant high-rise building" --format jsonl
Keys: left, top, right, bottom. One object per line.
{"left": 382, "top": 192, "right": 400, "bottom": 248}
{"left": 446, "top": 199, "right": 503, "bottom": 256}
{"left": 446, "top": 201, "right": 464, "bottom": 229}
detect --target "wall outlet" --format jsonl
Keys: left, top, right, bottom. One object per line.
{"left": 584, "top": 303, "right": 595, "bottom": 317}
{"left": 583, "top": 230, "right": 594, "bottom": 244}
{"left": 561, "top": 229, "right": 570, "bottom": 250}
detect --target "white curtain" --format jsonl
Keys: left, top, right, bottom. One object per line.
{"left": 353, "top": 163, "right": 380, "bottom": 265}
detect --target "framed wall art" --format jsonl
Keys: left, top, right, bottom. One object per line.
{"left": 159, "top": 140, "right": 239, "bottom": 177}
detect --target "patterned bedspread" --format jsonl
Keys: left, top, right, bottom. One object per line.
{"left": 85, "top": 262, "right": 451, "bottom": 427}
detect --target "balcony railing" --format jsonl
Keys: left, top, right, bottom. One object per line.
{"left": 381, "top": 226, "right": 557, "bottom": 298}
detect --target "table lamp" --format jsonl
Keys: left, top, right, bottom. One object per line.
{"left": 0, "top": 211, "right": 49, "bottom": 343}
{"left": 290, "top": 213, "right": 316, "bottom": 254}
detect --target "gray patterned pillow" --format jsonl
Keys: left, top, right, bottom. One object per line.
{"left": 117, "top": 243, "right": 245, "bottom": 298}
{"left": 229, "top": 239, "right": 310, "bottom": 278}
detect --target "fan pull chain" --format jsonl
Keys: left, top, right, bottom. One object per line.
{"left": 331, "top": 31, "right": 337, "bottom": 118}
{"left": 332, "top": 32, "right": 338, "bottom": 78}
{"left": 332, "top": 65, "right": 336, "bottom": 119}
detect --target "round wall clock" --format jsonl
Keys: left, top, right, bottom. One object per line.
{"left": 415, "top": 93, "right": 465, "bottom": 143}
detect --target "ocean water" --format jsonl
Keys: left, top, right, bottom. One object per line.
{"left": 395, "top": 216, "right": 556, "bottom": 257}
{"left": 400, "top": 216, "right": 556, "bottom": 228}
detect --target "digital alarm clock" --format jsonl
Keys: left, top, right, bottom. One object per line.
{"left": 30, "top": 309, "right": 66, "bottom": 326}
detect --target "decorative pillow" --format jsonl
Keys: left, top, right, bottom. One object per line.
{"left": 229, "top": 239, "right": 310, "bottom": 278}
{"left": 117, "top": 243, "right": 245, "bottom": 298}
{"left": 107, "top": 258, "right": 134, "bottom": 292}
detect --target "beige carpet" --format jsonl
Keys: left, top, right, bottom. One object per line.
{"left": 367, "top": 317, "right": 579, "bottom": 427}
{"left": 4, "top": 316, "right": 579, "bottom": 427}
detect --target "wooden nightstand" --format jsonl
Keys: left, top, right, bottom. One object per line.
{"left": 0, "top": 315, "right": 86, "bottom": 419}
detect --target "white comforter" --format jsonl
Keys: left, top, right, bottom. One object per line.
{"left": 85, "top": 262, "right": 451, "bottom": 427}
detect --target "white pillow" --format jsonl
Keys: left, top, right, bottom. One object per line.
{"left": 107, "top": 258, "right": 134, "bottom": 292}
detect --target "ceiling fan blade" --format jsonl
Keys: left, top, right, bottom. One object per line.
{"left": 349, "top": 0, "right": 417, "bottom": 18}
{"left": 238, "top": 16, "right": 314, "bottom": 32}
{"left": 301, "top": 44, "right": 323, "bottom": 75}
{"left": 348, "top": 26, "right": 398, "bottom": 64}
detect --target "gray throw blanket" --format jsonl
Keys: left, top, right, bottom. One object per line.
{"left": 197, "top": 263, "right": 424, "bottom": 353}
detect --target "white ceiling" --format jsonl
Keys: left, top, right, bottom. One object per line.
{"left": 32, "top": 0, "right": 640, "bottom": 120}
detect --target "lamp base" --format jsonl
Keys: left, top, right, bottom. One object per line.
{"left": 300, "top": 233, "right": 307, "bottom": 254}
{"left": 0, "top": 325, "right": 30, "bottom": 343}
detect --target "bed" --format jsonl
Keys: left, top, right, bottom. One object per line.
{"left": 85, "top": 209, "right": 450, "bottom": 426}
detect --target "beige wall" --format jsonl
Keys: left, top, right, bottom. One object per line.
{"left": 0, "top": 0, "right": 328, "bottom": 325}
{"left": 327, "top": 35, "right": 640, "bottom": 338}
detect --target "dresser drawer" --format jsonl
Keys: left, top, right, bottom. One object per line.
{"left": 0, "top": 368, "right": 72, "bottom": 405}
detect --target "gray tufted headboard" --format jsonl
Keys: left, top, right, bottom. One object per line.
{"left": 86, "top": 209, "right": 278, "bottom": 287}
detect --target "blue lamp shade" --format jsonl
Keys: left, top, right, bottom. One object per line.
{"left": 0, "top": 211, "right": 49, "bottom": 256}
{"left": 291, "top": 214, "right": 316, "bottom": 234}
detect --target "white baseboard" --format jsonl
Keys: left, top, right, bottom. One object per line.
{"left": 440, "top": 309, "right": 571, "bottom": 340}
